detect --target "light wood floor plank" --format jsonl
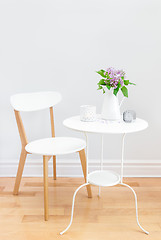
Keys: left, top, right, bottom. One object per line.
{"left": 0, "top": 177, "right": 161, "bottom": 240}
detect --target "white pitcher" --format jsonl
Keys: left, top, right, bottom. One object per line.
{"left": 101, "top": 88, "right": 124, "bottom": 121}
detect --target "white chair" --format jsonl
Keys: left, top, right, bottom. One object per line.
{"left": 10, "top": 91, "right": 92, "bottom": 220}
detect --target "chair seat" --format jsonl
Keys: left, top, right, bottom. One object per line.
{"left": 25, "top": 137, "right": 86, "bottom": 156}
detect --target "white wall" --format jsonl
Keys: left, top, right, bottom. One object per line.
{"left": 0, "top": 0, "right": 161, "bottom": 176}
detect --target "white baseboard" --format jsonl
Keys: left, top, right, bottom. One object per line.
{"left": 0, "top": 159, "right": 161, "bottom": 177}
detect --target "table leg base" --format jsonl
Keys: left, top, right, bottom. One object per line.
{"left": 60, "top": 183, "right": 89, "bottom": 235}
{"left": 120, "top": 182, "right": 149, "bottom": 235}
{"left": 60, "top": 182, "right": 149, "bottom": 235}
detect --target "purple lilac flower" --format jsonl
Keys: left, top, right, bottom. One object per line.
{"left": 104, "top": 67, "right": 126, "bottom": 89}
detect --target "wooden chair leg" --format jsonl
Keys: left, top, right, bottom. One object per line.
{"left": 79, "top": 149, "right": 92, "bottom": 198}
{"left": 53, "top": 155, "right": 56, "bottom": 180}
{"left": 43, "top": 156, "right": 49, "bottom": 221}
{"left": 13, "top": 148, "right": 27, "bottom": 195}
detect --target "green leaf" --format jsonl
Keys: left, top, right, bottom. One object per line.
{"left": 98, "top": 79, "right": 106, "bottom": 85}
{"left": 129, "top": 82, "right": 136, "bottom": 85}
{"left": 103, "top": 88, "right": 105, "bottom": 94}
{"left": 118, "top": 82, "right": 121, "bottom": 88}
{"left": 106, "top": 73, "right": 110, "bottom": 79}
{"left": 113, "top": 86, "right": 119, "bottom": 96}
{"left": 97, "top": 86, "right": 103, "bottom": 90}
{"left": 106, "top": 85, "right": 111, "bottom": 90}
{"left": 124, "top": 80, "right": 136, "bottom": 86}
{"left": 124, "top": 80, "right": 129, "bottom": 85}
{"left": 96, "top": 69, "right": 105, "bottom": 78}
{"left": 121, "top": 86, "right": 128, "bottom": 97}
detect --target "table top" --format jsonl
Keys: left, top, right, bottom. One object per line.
{"left": 63, "top": 115, "right": 148, "bottom": 134}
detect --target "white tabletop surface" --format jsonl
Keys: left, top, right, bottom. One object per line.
{"left": 63, "top": 115, "right": 148, "bottom": 134}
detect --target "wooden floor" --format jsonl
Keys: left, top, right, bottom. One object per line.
{"left": 0, "top": 177, "right": 161, "bottom": 240}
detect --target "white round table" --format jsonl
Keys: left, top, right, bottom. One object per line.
{"left": 63, "top": 115, "right": 148, "bottom": 134}
{"left": 60, "top": 115, "right": 149, "bottom": 235}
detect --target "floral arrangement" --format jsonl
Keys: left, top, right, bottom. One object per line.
{"left": 97, "top": 67, "right": 135, "bottom": 97}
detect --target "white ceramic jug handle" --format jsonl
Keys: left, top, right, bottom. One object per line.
{"left": 119, "top": 97, "right": 125, "bottom": 107}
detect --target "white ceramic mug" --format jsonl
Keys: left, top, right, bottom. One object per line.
{"left": 80, "top": 105, "right": 96, "bottom": 122}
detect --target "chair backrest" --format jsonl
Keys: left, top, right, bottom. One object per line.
{"left": 11, "top": 91, "right": 62, "bottom": 147}
{"left": 10, "top": 91, "right": 62, "bottom": 112}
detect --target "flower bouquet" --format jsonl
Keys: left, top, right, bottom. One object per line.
{"left": 97, "top": 67, "right": 135, "bottom": 97}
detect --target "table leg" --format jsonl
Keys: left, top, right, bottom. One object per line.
{"left": 120, "top": 182, "right": 149, "bottom": 234}
{"left": 120, "top": 134, "right": 149, "bottom": 234}
{"left": 60, "top": 183, "right": 89, "bottom": 235}
{"left": 98, "top": 134, "right": 104, "bottom": 197}
{"left": 60, "top": 132, "right": 91, "bottom": 235}
{"left": 121, "top": 133, "right": 126, "bottom": 183}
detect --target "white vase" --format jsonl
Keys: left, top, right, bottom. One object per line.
{"left": 101, "top": 89, "right": 121, "bottom": 121}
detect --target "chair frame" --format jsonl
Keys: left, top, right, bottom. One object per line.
{"left": 13, "top": 106, "right": 92, "bottom": 220}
